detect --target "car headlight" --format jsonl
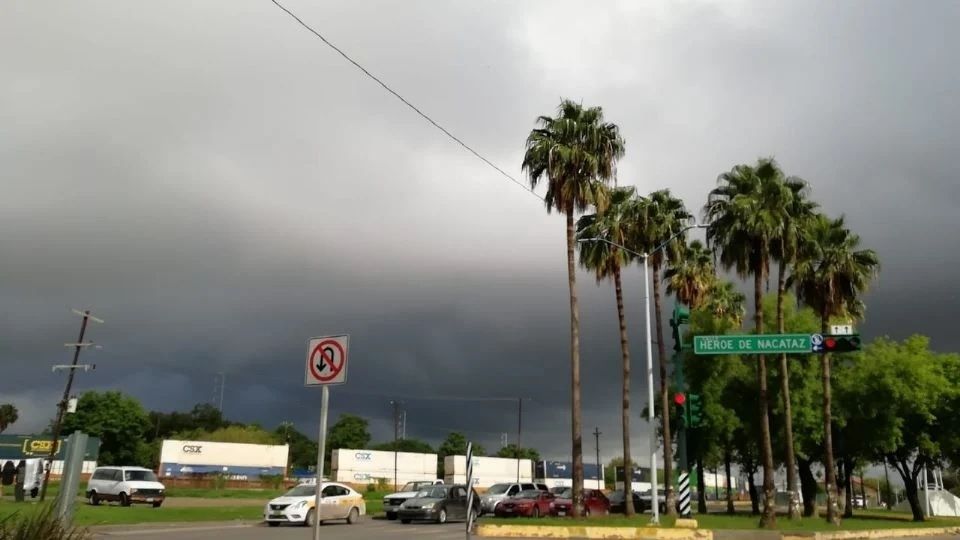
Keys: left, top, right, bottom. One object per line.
{"left": 293, "top": 501, "right": 308, "bottom": 509}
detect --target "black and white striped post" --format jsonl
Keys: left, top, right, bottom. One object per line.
{"left": 678, "top": 471, "right": 692, "bottom": 517}
{"left": 465, "top": 442, "right": 476, "bottom": 538}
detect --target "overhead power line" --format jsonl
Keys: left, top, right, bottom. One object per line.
{"left": 269, "top": 0, "right": 543, "bottom": 203}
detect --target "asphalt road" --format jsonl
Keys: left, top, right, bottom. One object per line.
{"left": 91, "top": 519, "right": 960, "bottom": 540}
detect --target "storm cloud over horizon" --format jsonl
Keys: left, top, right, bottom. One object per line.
{"left": 2, "top": 0, "right": 958, "bottom": 462}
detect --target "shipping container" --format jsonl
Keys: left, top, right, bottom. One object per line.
{"left": 333, "top": 469, "right": 436, "bottom": 485}
{"left": 442, "top": 455, "right": 533, "bottom": 487}
{"left": 331, "top": 449, "right": 437, "bottom": 476}
{"left": 540, "top": 478, "right": 604, "bottom": 490}
{"left": 534, "top": 461, "right": 603, "bottom": 481}
{"left": 159, "top": 440, "right": 288, "bottom": 479}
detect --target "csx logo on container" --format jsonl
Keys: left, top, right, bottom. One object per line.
{"left": 27, "top": 440, "right": 55, "bottom": 453}
{"left": 182, "top": 445, "right": 203, "bottom": 454}
{"left": 354, "top": 452, "right": 372, "bottom": 460}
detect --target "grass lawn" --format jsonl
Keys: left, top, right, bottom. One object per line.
{"left": 0, "top": 503, "right": 262, "bottom": 527}
{"left": 482, "top": 511, "right": 960, "bottom": 532}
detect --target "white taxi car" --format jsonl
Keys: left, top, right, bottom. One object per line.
{"left": 264, "top": 482, "right": 365, "bottom": 527}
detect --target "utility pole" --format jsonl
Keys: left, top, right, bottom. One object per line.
{"left": 40, "top": 309, "right": 103, "bottom": 501}
{"left": 217, "top": 372, "right": 226, "bottom": 413}
{"left": 390, "top": 400, "right": 401, "bottom": 491}
{"left": 516, "top": 397, "right": 522, "bottom": 483}
{"left": 401, "top": 410, "right": 407, "bottom": 440}
{"left": 593, "top": 427, "right": 601, "bottom": 490}
{"left": 501, "top": 433, "right": 508, "bottom": 448}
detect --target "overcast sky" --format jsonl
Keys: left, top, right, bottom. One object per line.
{"left": 2, "top": 1, "right": 958, "bottom": 464}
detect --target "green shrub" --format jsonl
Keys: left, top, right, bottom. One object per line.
{"left": 365, "top": 483, "right": 377, "bottom": 493}
{"left": 259, "top": 474, "right": 283, "bottom": 490}
{"left": 0, "top": 505, "right": 90, "bottom": 540}
{"left": 212, "top": 474, "right": 227, "bottom": 490}
{"left": 375, "top": 477, "right": 388, "bottom": 490}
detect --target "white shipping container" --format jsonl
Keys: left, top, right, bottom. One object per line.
{"left": 542, "top": 478, "right": 604, "bottom": 490}
{"left": 334, "top": 469, "right": 436, "bottom": 485}
{"left": 444, "top": 455, "right": 533, "bottom": 481}
{"left": 332, "top": 449, "right": 437, "bottom": 475}
{"left": 160, "top": 440, "right": 288, "bottom": 468}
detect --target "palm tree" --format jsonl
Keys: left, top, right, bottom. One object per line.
{"left": 769, "top": 171, "right": 818, "bottom": 520}
{"left": 634, "top": 189, "right": 692, "bottom": 515}
{"left": 789, "top": 214, "right": 879, "bottom": 525}
{"left": 703, "top": 158, "right": 792, "bottom": 528}
{"left": 577, "top": 186, "right": 639, "bottom": 515}
{"left": 0, "top": 404, "right": 18, "bottom": 433}
{"left": 665, "top": 239, "right": 715, "bottom": 309}
{"left": 522, "top": 100, "right": 625, "bottom": 517}
{"left": 702, "top": 281, "right": 747, "bottom": 328}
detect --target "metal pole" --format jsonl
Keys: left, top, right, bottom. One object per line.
{"left": 883, "top": 460, "right": 891, "bottom": 508}
{"left": 218, "top": 373, "right": 225, "bottom": 413}
{"left": 40, "top": 312, "right": 90, "bottom": 502}
{"left": 593, "top": 427, "right": 601, "bottom": 491}
{"left": 392, "top": 400, "right": 399, "bottom": 491}
{"left": 644, "top": 255, "right": 660, "bottom": 524}
{"left": 516, "top": 397, "right": 522, "bottom": 483}
{"left": 313, "top": 386, "right": 329, "bottom": 540}
{"left": 923, "top": 464, "right": 930, "bottom": 518}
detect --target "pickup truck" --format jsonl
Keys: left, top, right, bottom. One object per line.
{"left": 383, "top": 480, "right": 444, "bottom": 520}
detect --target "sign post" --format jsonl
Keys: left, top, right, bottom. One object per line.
{"left": 305, "top": 334, "right": 349, "bottom": 540}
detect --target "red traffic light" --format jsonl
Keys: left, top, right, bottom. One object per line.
{"left": 674, "top": 392, "right": 686, "bottom": 406}
{"left": 825, "top": 337, "right": 837, "bottom": 349}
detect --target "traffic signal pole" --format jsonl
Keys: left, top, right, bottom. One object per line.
{"left": 671, "top": 305, "right": 693, "bottom": 517}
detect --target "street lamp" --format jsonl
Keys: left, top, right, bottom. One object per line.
{"left": 579, "top": 223, "right": 706, "bottom": 524}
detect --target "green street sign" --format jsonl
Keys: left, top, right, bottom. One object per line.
{"left": 693, "top": 334, "right": 812, "bottom": 355}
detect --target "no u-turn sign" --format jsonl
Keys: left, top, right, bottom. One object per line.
{"left": 304, "top": 335, "right": 349, "bottom": 386}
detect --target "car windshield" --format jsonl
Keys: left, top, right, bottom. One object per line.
{"left": 124, "top": 470, "right": 158, "bottom": 482}
{"left": 283, "top": 485, "right": 316, "bottom": 497}
{"left": 555, "top": 488, "right": 572, "bottom": 499}
{"left": 416, "top": 486, "right": 449, "bottom": 499}
{"left": 514, "top": 490, "right": 541, "bottom": 499}
{"left": 609, "top": 491, "right": 624, "bottom": 502}
{"left": 401, "top": 482, "right": 430, "bottom": 492}
{"left": 485, "top": 484, "right": 510, "bottom": 495}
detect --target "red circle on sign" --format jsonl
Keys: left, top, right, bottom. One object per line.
{"left": 309, "top": 339, "right": 345, "bottom": 382}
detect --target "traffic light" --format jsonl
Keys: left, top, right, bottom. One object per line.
{"left": 673, "top": 392, "right": 687, "bottom": 427}
{"left": 687, "top": 394, "right": 703, "bottom": 427}
{"left": 821, "top": 334, "right": 862, "bottom": 353}
{"left": 670, "top": 304, "right": 691, "bottom": 352}
{"left": 673, "top": 392, "right": 686, "bottom": 406}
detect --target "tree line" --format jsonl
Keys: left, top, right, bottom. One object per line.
{"left": 522, "top": 98, "right": 957, "bottom": 525}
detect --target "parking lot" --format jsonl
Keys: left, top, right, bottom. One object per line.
{"left": 93, "top": 518, "right": 496, "bottom": 540}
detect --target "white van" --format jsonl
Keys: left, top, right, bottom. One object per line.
{"left": 86, "top": 466, "right": 166, "bottom": 507}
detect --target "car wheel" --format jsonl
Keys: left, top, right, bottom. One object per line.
{"left": 89, "top": 492, "right": 100, "bottom": 506}
{"left": 347, "top": 507, "right": 359, "bottom": 524}
{"left": 532, "top": 506, "right": 540, "bottom": 518}
{"left": 436, "top": 508, "right": 447, "bottom": 524}
{"left": 386, "top": 512, "right": 397, "bottom": 520}
{"left": 119, "top": 493, "right": 131, "bottom": 507}
{"left": 267, "top": 522, "right": 280, "bottom": 527}
{"left": 304, "top": 509, "right": 316, "bottom": 527}
{"left": 152, "top": 501, "right": 162, "bottom": 508}
{"left": 583, "top": 507, "right": 590, "bottom": 517}
{"left": 401, "top": 519, "right": 411, "bottom": 524}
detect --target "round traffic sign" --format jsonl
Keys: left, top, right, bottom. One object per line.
{"left": 309, "top": 339, "right": 345, "bottom": 382}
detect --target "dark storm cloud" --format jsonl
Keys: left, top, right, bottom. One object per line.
{"left": 2, "top": 0, "right": 958, "bottom": 461}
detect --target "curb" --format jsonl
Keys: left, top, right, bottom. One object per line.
{"left": 781, "top": 526, "right": 960, "bottom": 540}
{"left": 475, "top": 524, "right": 713, "bottom": 539}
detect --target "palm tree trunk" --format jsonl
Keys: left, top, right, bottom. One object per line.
{"left": 725, "top": 450, "right": 735, "bottom": 514}
{"left": 798, "top": 457, "right": 817, "bottom": 517}
{"left": 755, "top": 264, "right": 777, "bottom": 529}
{"left": 777, "top": 257, "right": 801, "bottom": 520}
{"left": 697, "top": 454, "right": 707, "bottom": 514}
{"left": 652, "top": 259, "right": 676, "bottom": 516}
{"left": 565, "top": 206, "right": 585, "bottom": 518}
{"left": 842, "top": 456, "right": 854, "bottom": 518}
{"left": 612, "top": 262, "right": 635, "bottom": 516}
{"left": 821, "top": 313, "right": 840, "bottom": 525}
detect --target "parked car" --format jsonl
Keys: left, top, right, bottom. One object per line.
{"left": 398, "top": 484, "right": 479, "bottom": 524}
{"left": 550, "top": 488, "right": 610, "bottom": 517}
{"left": 636, "top": 489, "right": 669, "bottom": 513}
{"left": 383, "top": 480, "right": 443, "bottom": 520}
{"left": 264, "top": 482, "right": 365, "bottom": 527}
{"left": 479, "top": 482, "right": 547, "bottom": 515}
{"left": 494, "top": 489, "right": 555, "bottom": 518}
{"left": 548, "top": 486, "right": 568, "bottom": 495}
{"left": 85, "top": 466, "right": 166, "bottom": 508}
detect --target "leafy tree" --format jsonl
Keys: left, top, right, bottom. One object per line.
{"left": 495, "top": 444, "right": 540, "bottom": 462}
{"left": 634, "top": 188, "right": 693, "bottom": 516}
{"left": 438, "top": 432, "right": 484, "bottom": 459}
{"left": 790, "top": 213, "right": 879, "bottom": 524}
{"left": 704, "top": 158, "right": 793, "bottom": 528}
{"left": 326, "top": 414, "right": 372, "bottom": 463}
{"left": 276, "top": 423, "right": 318, "bottom": 470}
{"left": 148, "top": 403, "right": 231, "bottom": 440}
{"left": 61, "top": 391, "right": 151, "bottom": 466}
{"left": 175, "top": 424, "right": 280, "bottom": 445}
{"left": 372, "top": 439, "right": 435, "bottom": 454}
{"left": 577, "top": 185, "right": 640, "bottom": 515}
{"left": 522, "top": 99, "right": 624, "bottom": 516}
{"left": 0, "top": 404, "right": 18, "bottom": 434}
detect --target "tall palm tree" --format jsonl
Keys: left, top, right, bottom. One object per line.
{"left": 665, "top": 239, "right": 715, "bottom": 309}
{"left": 703, "top": 158, "right": 792, "bottom": 528}
{"left": 769, "top": 171, "right": 818, "bottom": 520}
{"left": 789, "top": 214, "right": 879, "bottom": 525}
{"left": 634, "top": 189, "right": 692, "bottom": 515}
{"left": 577, "top": 186, "right": 639, "bottom": 515}
{"left": 702, "top": 280, "right": 747, "bottom": 328}
{"left": 522, "top": 100, "right": 625, "bottom": 517}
